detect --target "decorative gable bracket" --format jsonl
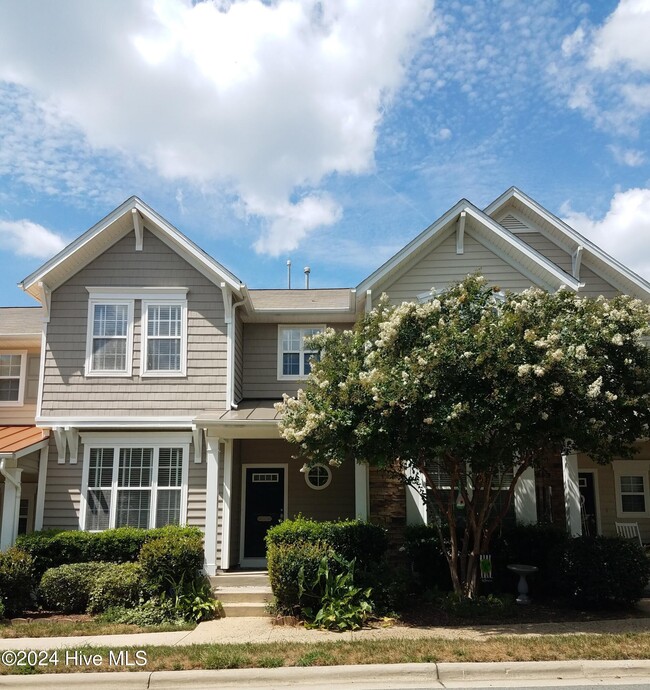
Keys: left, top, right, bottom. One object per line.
{"left": 53, "top": 426, "right": 79, "bottom": 464}
{"left": 192, "top": 426, "right": 203, "bottom": 463}
{"left": 572, "top": 245, "right": 583, "bottom": 280}
{"left": 456, "top": 211, "right": 466, "bottom": 255}
{"left": 132, "top": 209, "right": 144, "bottom": 251}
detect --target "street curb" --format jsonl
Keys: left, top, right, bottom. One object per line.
{"left": 3, "top": 660, "right": 650, "bottom": 687}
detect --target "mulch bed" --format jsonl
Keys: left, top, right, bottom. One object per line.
{"left": 6, "top": 612, "right": 93, "bottom": 625}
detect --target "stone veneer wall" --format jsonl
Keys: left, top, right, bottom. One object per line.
{"left": 368, "top": 467, "right": 407, "bottom": 560}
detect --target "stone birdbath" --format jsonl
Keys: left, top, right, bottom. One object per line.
{"left": 507, "top": 563, "right": 539, "bottom": 604}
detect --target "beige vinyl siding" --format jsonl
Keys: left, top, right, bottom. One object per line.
{"left": 227, "top": 440, "right": 241, "bottom": 567}
{"left": 234, "top": 311, "right": 244, "bottom": 403}
{"left": 578, "top": 264, "right": 620, "bottom": 299}
{"left": 41, "top": 229, "right": 227, "bottom": 417}
{"left": 1, "top": 351, "right": 40, "bottom": 424}
{"left": 243, "top": 323, "right": 340, "bottom": 400}
{"left": 578, "top": 442, "right": 650, "bottom": 543}
{"left": 511, "top": 231, "right": 573, "bottom": 274}
{"left": 378, "top": 231, "right": 538, "bottom": 305}
{"left": 42, "top": 437, "right": 83, "bottom": 530}
{"left": 187, "top": 458, "right": 207, "bottom": 529}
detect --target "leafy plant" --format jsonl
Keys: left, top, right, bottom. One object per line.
{"left": 170, "top": 574, "right": 221, "bottom": 622}
{"left": 98, "top": 597, "right": 186, "bottom": 626}
{"left": 439, "top": 592, "right": 515, "bottom": 619}
{"left": 0, "top": 547, "right": 35, "bottom": 615}
{"left": 298, "top": 554, "right": 373, "bottom": 631}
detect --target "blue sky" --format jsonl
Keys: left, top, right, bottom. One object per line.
{"left": 1, "top": 0, "right": 650, "bottom": 306}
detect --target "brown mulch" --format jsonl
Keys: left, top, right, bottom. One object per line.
{"left": 8, "top": 611, "right": 92, "bottom": 624}
{"left": 396, "top": 597, "right": 650, "bottom": 628}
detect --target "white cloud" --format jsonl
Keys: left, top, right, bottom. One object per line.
{"left": 589, "top": 0, "right": 650, "bottom": 72}
{"left": 561, "top": 188, "right": 650, "bottom": 279}
{"left": 0, "top": 219, "right": 67, "bottom": 259}
{"left": 253, "top": 194, "right": 342, "bottom": 256}
{"left": 608, "top": 145, "right": 646, "bottom": 166}
{"left": 0, "top": 0, "right": 433, "bottom": 255}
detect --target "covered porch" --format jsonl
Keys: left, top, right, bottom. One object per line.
{"left": 195, "top": 401, "right": 369, "bottom": 575}
{"left": 0, "top": 426, "right": 49, "bottom": 549}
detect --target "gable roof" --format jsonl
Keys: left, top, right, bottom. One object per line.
{"left": 484, "top": 187, "right": 650, "bottom": 299}
{"left": 19, "top": 197, "right": 243, "bottom": 303}
{"left": 356, "top": 198, "right": 581, "bottom": 301}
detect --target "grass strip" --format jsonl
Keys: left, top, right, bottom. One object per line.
{"left": 2, "top": 633, "right": 650, "bottom": 675}
{"left": 0, "top": 620, "right": 194, "bottom": 639}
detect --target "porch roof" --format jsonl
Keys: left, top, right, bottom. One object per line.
{"left": 194, "top": 401, "right": 282, "bottom": 439}
{"left": 0, "top": 426, "right": 50, "bottom": 458}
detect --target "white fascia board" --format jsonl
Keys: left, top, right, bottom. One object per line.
{"left": 36, "top": 416, "right": 195, "bottom": 429}
{"left": 20, "top": 196, "right": 244, "bottom": 301}
{"left": 486, "top": 187, "right": 650, "bottom": 298}
{"left": 134, "top": 201, "right": 242, "bottom": 294}
{"left": 465, "top": 207, "right": 581, "bottom": 291}
{"left": 20, "top": 196, "right": 140, "bottom": 297}
{"left": 357, "top": 199, "right": 469, "bottom": 295}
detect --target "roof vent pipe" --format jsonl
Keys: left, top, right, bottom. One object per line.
{"left": 304, "top": 266, "right": 310, "bottom": 289}
{"left": 287, "top": 259, "right": 292, "bottom": 289}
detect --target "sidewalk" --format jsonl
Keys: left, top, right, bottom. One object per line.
{"left": 1, "top": 609, "right": 649, "bottom": 651}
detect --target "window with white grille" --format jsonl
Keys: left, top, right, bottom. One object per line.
{"left": 142, "top": 301, "right": 187, "bottom": 375}
{"left": 86, "top": 302, "right": 133, "bottom": 375}
{"left": 83, "top": 440, "right": 188, "bottom": 531}
{"left": 0, "top": 352, "right": 26, "bottom": 405}
{"left": 278, "top": 326, "right": 323, "bottom": 379}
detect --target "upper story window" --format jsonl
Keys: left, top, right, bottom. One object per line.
{"left": 85, "top": 288, "right": 188, "bottom": 378}
{"left": 277, "top": 325, "right": 324, "bottom": 380}
{"left": 86, "top": 301, "right": 134, "bottom": 376}
{"left": 0, "top": 351, "right": 26, "bottom": 406}
{"left": 141, "top": 301, "right": 187, "bottom": 377}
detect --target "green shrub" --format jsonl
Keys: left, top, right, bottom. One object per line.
{"left": 39, "top": 562, "right": 111, "bottom": 613}
{"left": 138, "top": 530, "right": 204, "bottom": 595}
{"left": 98, "top": 598, "right": 185, "bottom": 626}
{"left": 403, "top": 524, "right": 452, "bottom": 591}
{"left": 0, "top": 548, "right": 35, "bottom": 615}
{"left": 16, "top": 526, "right": 203, "bottom": 578}
{"left": 267, "top": 541, "right": 338, "bottom": 614}
{"left": 87, "top": 562, "right": 144, "bottom": 614}
{"left": 492, "top": 524, "right": 568, "bottom": 598}
{"left": 299, "top": 554, "right": 373, "bottom": 631}
{"left": 0, "top": 600, "right": 5, "bottom": 619}
{"left": 266, "top": 517, "right": 388, "bottom": 569}
{"left": 559, "top": 536, "right": 650, "bottom": 607}
{"left": 439, "top": 592, "right": 515, "bottom": 619}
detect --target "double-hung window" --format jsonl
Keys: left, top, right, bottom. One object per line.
{"left": 0, "top": 352, "right": 26, "bottom": 405}
{"left": 81, "top": 435, "right": 189, "bottom": 531}
{"left": 615, "top": 461, "right": 649, "bottom": 518}
{"left": 86, "top": 301, "right": 134, "bottom": 376}
{"left": 141, "top": 300, "right": 187, "bottom": 376}
{"left": 278, "top": 325, "right": 323, "bottom": 380}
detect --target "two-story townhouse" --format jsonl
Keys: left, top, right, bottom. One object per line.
{"left": 6, "top": 187, "right": 650, "bottom": 568}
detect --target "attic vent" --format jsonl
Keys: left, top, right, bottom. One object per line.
{"left": 500, "top": 214, "right": 529, "bottom": 231}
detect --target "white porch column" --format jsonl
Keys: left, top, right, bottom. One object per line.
{"left": 562, "top": 453, "right": 581, "bottom": 536}
{"left": 220, "top": 440, "right": 233, "bottom": 570}
{"left": 34, "top": 445, "right": 49, "bottom": 532}
{"left": 354, "top": 461, "right": 369, "bottom": 521}
{"left": 514, "top": 466, "right": 537, "bottom": 525}
{"left": 204, "top": 436, "right": 220, "bottom": 576}
{"left": 405, "top": 469, "right": 427, "bottom": 525}
{"left": 0, "top": 463, "right": 23, "bottom": 550}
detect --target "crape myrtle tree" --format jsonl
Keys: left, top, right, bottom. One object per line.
{"left": 276, "top": 275, "right": 650, "bottom": 598}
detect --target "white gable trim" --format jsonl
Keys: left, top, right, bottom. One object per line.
{"left": 357, "top": 200, "right": 580, "bottom": 300}
{"left": 485, "top": 187, "right": 650, "bottom": 298}
{"left": 20, "top": 197, "right": 243, "bottom": 301}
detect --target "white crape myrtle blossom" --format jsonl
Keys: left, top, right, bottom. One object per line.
{"left": 586, "top": 376, "right": 603, "bottom": 399}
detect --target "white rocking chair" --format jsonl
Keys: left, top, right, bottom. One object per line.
{"left": 615, "top": 522, "right": 643, "bottom": 547}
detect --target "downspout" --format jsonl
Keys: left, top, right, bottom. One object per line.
{"left": 0, "top": 457, "right": 22, "bottom": 546}
{"left": 220, "top": 283, "right": 249, "bottom": 411}
{"left": 229, "top": 287, "right": 248, "bottom": 410}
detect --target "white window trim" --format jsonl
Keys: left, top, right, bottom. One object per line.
{"left": 0, "top": 350, "right": 27, "bottom": 407}
{"left": 79, "top": 432, "right": 191, "bottom": 531}
{"left": 277, "top": 324, "right": 325, "bottom": 381}
{"left": 305, "top": 463, "right": 332, "bottom": 490}
{"left": 85, "top": 299, "right": 135, "bottom": 377}
{"left": 140, "top": 299, "right": 188, "bottom": 378}
{"left": 614, "top": 461, "right": 650, "bottom": 519}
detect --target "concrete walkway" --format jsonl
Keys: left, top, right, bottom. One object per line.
{"left": 1, "top": 609, "right": 649, "bottom": 650}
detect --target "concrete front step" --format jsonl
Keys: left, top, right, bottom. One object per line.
{"left": 212, "top": 571, "right": 272, "bottom": 617}
{"left": 219, "top": 602, "right": 270, "bottom": 617}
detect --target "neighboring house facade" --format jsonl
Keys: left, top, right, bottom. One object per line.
{"left": 2, "top": 187, "right": 649, "bottom": 568}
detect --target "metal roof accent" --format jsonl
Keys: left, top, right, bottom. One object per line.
{"left": 0, "top": 426, "right": 50, "bottom": 455}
